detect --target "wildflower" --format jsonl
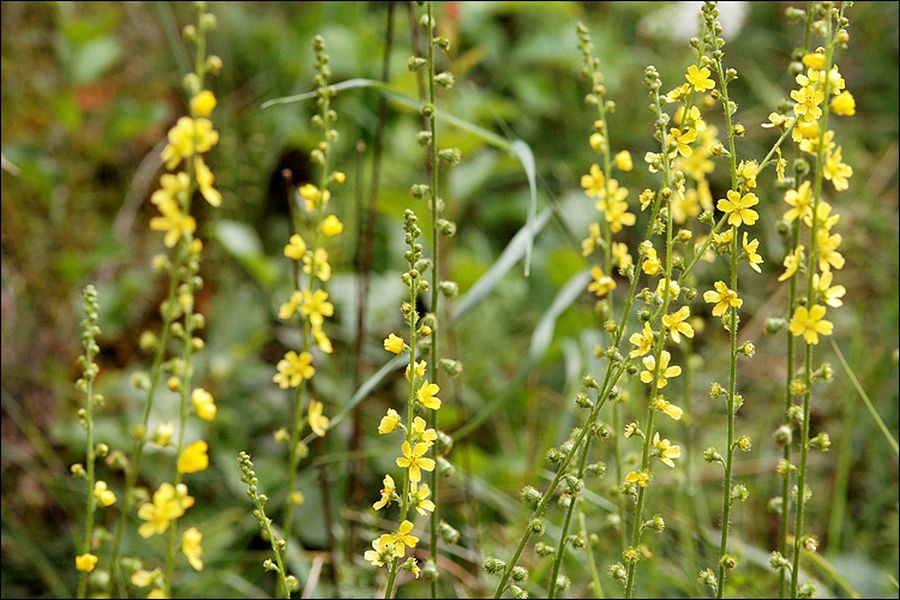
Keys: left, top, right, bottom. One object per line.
{"left": 686, "top": 64, "right": 715, "bottom": 92}
{"left": 789, "top": 305, "right": 833, "bottom": 345}
{"left": 736, "top": 160, "right": 758, "bottom": 191}
{"left": 742, "top": 232, "right": 764, "bottom": 273}
{"left": 629, "top": 322, "right": 655, "bottom": 358}
{"left": 364, "top": 535, "right": 393, "bottom": 567}
{"left": 625, "top": 470, "right": 651, "bottom": 488}
{"left": 581, "top": 164, "right": 605, "bottom": 197}
{"left": 713, "top": 228, "right": 734, "bottom": 246}
{"left": 300, "top": 289, "right": 334, "bottom": 328}
{"left": 639, "top": 188, "right": 655, "bottom": 211}
{"left": 194, "top": 156, "right": 221, "bottom": 207}
{"left": 396, "top": 441, "right": 436, "bottom": 483}
{"left": 801, "top": 51, "right": 825, "bottom": 71}
{"left": 384, "top": 520, "right": 419, "bottom": 557}
{"left": 75, "top": 553, "right": 99, "bottom": 573}
{"left": 406, "top": 359, "right": 427, "bottom": 382}
{"left": 138, "top": 483, "right": 195, "bottom": 538}
{"left": 831, "top": 91, "right": 856, "bottom": 116}
{"left": 662, "top": 306, "right": 694, "bottom": 343}
{"left": 589, "top": 132, "right": 605, "bottom": 153}
{"left": 703, "top": 281, "right": 743, "bottom": 317}
{"left": 182, "top": 527, "right": 203, "bottom": 571}
{"left": 191, "top": 387, "right": 217, "bottom": 421}
{"left": 640, "top": 351, "right": 682, "bottom": 389}
{"left": 775, "top": 148, "right": 787, "bottom": 182}
{"left": 190, "top": 90, "right": 217, "bottom": 117}
{"left": 273, "top": 351, "right": 315, "bottom": 388}
{"left": 177, "top": 440, "right": 209, "bottom": 474}
{"left": 612, "top": 241, "right": 633, "bottom": 269}
{"left": 823, "top": 146, "right": 853, "bottom": 191}
{"left": 284, "top": 234, "right": 308, "bottom": 260}
{"left": 303, "top": 247, "right": 332, "bottom": 281}
{"left": 373, "top": 474, "right": 396, "bottom": 510}
{"left": 278, "top": 291, "right": 302, "bottom": 320}
{"left": 160, "top": 117, "right": 219, "bottom": 170}
{"left": 308, "top": 400, "right": 329, "bottom": 437}
{"left": 411, "top": 416, "right": 438, "bottom": 444}
{"left": 668, "top": 127, "right": 698, "bottom": 158}
{"left": 321, "top": 214, "right": 344, "bottom": 237}
{"left": 762, "top": 112, "right": 791, "bottom": 129}
{"left": 131, "top": 568, "right": 162, "bottom": 588}
{"left": 587, "top": 266, "right": 617, "bottom": 298}
{"left": 615, "top": 150, "right": 633, "bottom": 171}
{"left": 417, "top": 380, "right": 442, "bottom": 410}
{"left": 581, "top": 222, "right": 601, "bottom": 256}
{"left": 652, "top": 432, "right": 681, "bottom": 468}
{"left": 378, "top": 409, "right": 401, "bottom": 434}
{"left": 778, "top": 245, "right": 805, "bottom": 282}
{"left": 717, "top": 191, "right": 759, "bottom": 227}
{"left": 813, "top": 271, "right": 846, "bottom": 308}
{"left": 654, "top": 398, "right": 684, "bottom": 421}
{"left": 623, "top": 422, "right": 639, "bottom": 438}
{"left": 655, "top": 278, "right": 681, "bottom": 301}
{"left": 607, "top": 199, "right": 636, "bottom": 233}
{"left": 641, "top": 243, "right": 661, "bottom": 276}
{"left": 410, "top": 483, "right": 436, "bottom": 516}
{"left": 595, "top": 178, "right": 628, "bottom": 213}
{"left": 94, "top": 480, "right": 117, "bottom": 507}
{"left": 153, "top": 422, "right": 174, "bottom": 446}
{"left": 816, "top": 230, "right": 845, "bottom": 271}
{"left": 151, "top": 172, "right": 190, "bottom": 208}
{"left": 663, "top": 83, "right": 691, "bottom": 103}
{"left": 150, "top": 200, "right": 196, "bottom": 248}
{"left": 299, "top": 183, "right": 329, "bottom": 211}
{"left": 784, "top": 181, "right": 813, "bottom": 223}
{"left": 791, "top": 75, "right": 825, "bottom": 123}
{"left": 383, "top": 333, "right": 405, "bottom": 354}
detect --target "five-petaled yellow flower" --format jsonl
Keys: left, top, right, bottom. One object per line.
{"left": 416, "top": 380, "right": 442, "bottom": 410}
{"left": 686, "top": 64, "right": 715, "bottom": 92}
{"left": 383, "top": 333, "right": 405, "bottom": 354}
{"left": 703, "top": 281, "right": 743, "bottom": 317}
{"left": 301, "top": 289, "right": 334, "bottom": 328}
{"left": 137, "top": 483, "right": 195, "bottom": 538}
{"left": 625, "top": 470, "right": 651, "bottom": 488}
{"left": 396, "top": 441, "right": 436, "bottom": 483}
{"left": 373, "top": 474, "right": 395, "bottom": 510}
{"left": 640, "top": 350, "right": 682, "bottom": 389}
{"left": 653, "top": 432, "right": 682, "bottom": 468}
{"left": 783, "top": 181, "right": 813, "bottom": 223}
{"left": 717, "top": 191, "right": 759, "bottom": 227}
{"left": 75, "top": 553, "right": 99, "bottom": 573}
{"left": 182, "top": 527, "right": 204, "bottom": 571}
{"left": 410, "top": 483, "right": 436, "bottom": 516}
{"left": 273, "top": 351, "right": 315, "bottom": 388}
{"left": 383, "top": 520, "right": 419, "bottom": 557}
{"left": 662, "top": 306, "right": 694, "bottom": 344}
{"left": 789, "top": 304, "right": 833, "bottom": 345}
{"left": 307, "top": 399, "right": 329, "bottom": 437}
{"left": 742, "top": 232, "right": 764, "bottom": 273}
{"left": 177, "top": 440, "right": 209, "bottom": 474}
{"left": 580, "top": 164, "right": 605, "bottom": 197}
{"left": 654, "top": 398, "right": 684, "bottom": 421}
{"left": 778, "top": 245, "right": 805, "bottom": 282}
{"left": 378, "top": 408, "right": 401, "bottom": 434}
{"left": 587, "top": 266, "right": 617, "bottom": 298}
{"left": 628, "top": 322, "right": 655, "bottom": 358}
{"left": 813, "top": 271, "right": 846, "bottom": 308}
{"left": 284, "top": 234, "right": 308, "bottom": 260}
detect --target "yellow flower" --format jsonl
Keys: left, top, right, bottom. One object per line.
{"left": 321, "top": 214, "right": 344, "bottom": 237}
{"left": 717, "top": 191, "right": 759, "bottom": 227}
{"left": 625, "top": 470, "right": 651, "bottom": 488}
{"left": 789, "top": 304, "right": 833, "bottom": 345}
{"left": 662, "top": 306, "right": 694, "bottom": 344}
{"left": 406, "top": 359, "right": 427, "bottom": 382}
{"left": 641, "top": 243, "right": 661, "bottom": 276}
{"left": 410, "top": 483, "right": 436, "bottom": 516}
{"left": 703, "top": 281, "right": 743, "bottom": 317}
{"left": 831, "top": 91, "right": 855, "bottom": 116}
{"left": 792, "top": 118, "right": 820, "bottom": 144}
{"left": 686, "top": 64, "right": 715, "bottom": 92}
{"left": 762, "top": 112, "right": 791, "bottom": 129}
{"left": 742, "top": 232, "right": 763, "bottom": 273}
{"left": 306, "top": 399, "right": 329, "bottom": 437}
{"left": 813, "top": 271, "right": 846, "bottom": 308}
{"left": 151, "top": 172, "right": 190, "bottom": 209}
{"left": 300, "top": 289, "right": 334, "bottom": 328}
{"left": 383, "top": 520, "right": 419, "bottom": 557}
{"left": 663, "top": 83, "right": 691, "bottom": 104}
{"left": 791, "top": 75, "right": 825, "bottom": 123}
{"left": 589, "top": 132, "right": 605, "bottom": 153}
{"left": 284, "top": 234, "right": 308, "bottom": 260}
{"left": 160, "top": 117, "right": 219, "bottom": 171}
{"left": 654, "top": 398, "right": 683, "bottom": 421}
{"left": 587, "top": 266, "right": 617, "bottom": 298}
{"left": 75, "top": 553, "right": 99, "bottom": 573}
{"left": 137, "top": 483, "right": 195, "bottom": 538}
{"left": 411, "top": 416, "right": 438, "bottom": 445}
{"left": 364, "top": 535, "right": 393, "bottom": 567}
{"left": 417, "top": 380, "right": 442, "bottom": 410}
{"left": 783, "top": 181, "right": 813, "bottom": 223}
{"left": 147, "top": 588, "right": 167, "bottom": 599}
{"left": 775, "top": 148, "right": 787, "bottom": 182}
{"left": 581, "top": 222, "right": 601, "bottom": 257}
{"left": 190, "top": 90, "right": 217, "bottom": 117}
{"left": 191, "top": 387, "right": 217, "bottom": 422}
{"left": 612, "top": 242, "right": 632, "bottom": 269}
{"left": 668, "top": 127, "right": 698, "bottom": 158}
{"left": 816, "top": 229, "right": 845, "bottom": 271}
{"left": 655, "top": 278, "right": 680, "bottom": 301}
{"left": 736, "top": 160, "right": 758, "bottom": 191}
{"left": 182, "top": 527, "right": 203, "bottom": 571}
{"left": 383, "top": 333, "right": 405, "bottom": 354}
{"left": 177, "top": 440, "right": 209, "bottom": 474}
{"left": 273, "top": 351, "right": 315, "bottom": 388}
{"left": 194, "top": 156, "right": 221, "bottom": 207}
{"left": 628, "top": 322, "right": 655, "bottom": 358}
{"left": 606, "top": 199, "right": 636, "bottom": 233}
{"left": 150, "top": 200, "right": 196, "bottom": 248}
{"left": 153, "top": 422, "right": 174, "bottom": 447}
{"left": 580, "top": 164, "right": 605, "bottom": 197}
{"left": 639, "top": 188, "right": 655, "bottom": 211}
{"left": 94, "top": 480, "right": 117, "bottom": 507}
{"left": 823, "top": 146, "right": 853, "bottom": 191}
{"left": 298, "top": 183, "right": 329, "bottom": 211}
{"left": 653, "top": 432, "right": 681, "bottom": 468}
{"left": 303, "top": 247, "right": 332, "bottom": 282}
{"left": 801, "top": 51, "right": 825, "bottom": 71}
{"left": 378, "top": 409, "right": 401, "bottom": 434}
{"left": 373, "top": 474, "right": 395, "bottom": 510}
{"left": 778, "top": 245, "right": 805, "bottom": 282}
{"left": 278, "top": 291, "right": 302, "bottom": 320}
{"left": 131, "top": 568, "right": 162, "bottom": 588}
{"left": 615, "top": 150, "right": 633, "bottom": 171}
{"left": 596, "top": 178, "right": 628, "bottom": 213}
{"left": 396, "top": 441, "right": 436, "bottom": 483}
{"left": 640, "top": 351, "right": 681, "bottom": 389}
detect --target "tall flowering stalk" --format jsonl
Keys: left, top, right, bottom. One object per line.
{"left": 366, "top": 209, "right": 440, "bottom": 598}
{"left": 73, "top": 285, "right": 116, "bottom": 597}
{"left": 107, "top": 4, "right": 222, "bottom": 597}
{"left": 275, "top": 34, "right": 346, "bottom": 589}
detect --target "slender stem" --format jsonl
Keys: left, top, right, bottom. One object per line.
{"left": 77, "top": 339, "right": 97, "bottom": 599}
{"left": 579, "top": 510, "right": 604, "bottom": 598}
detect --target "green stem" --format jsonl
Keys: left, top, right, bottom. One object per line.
{"left": 77, "top": 347, "right": 97, "bottom": 599}
{"left": 579, "top": 510, "right": 604, "bottom": 598}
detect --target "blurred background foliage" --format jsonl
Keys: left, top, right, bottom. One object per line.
{"left": 1, "top": 2, "right": 897, "bottom": 598}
